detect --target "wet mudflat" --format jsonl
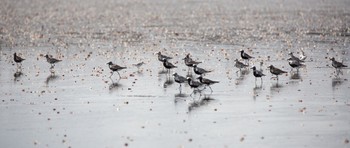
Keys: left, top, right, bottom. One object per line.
{"left": 0, "top": 0, "right": 349, "bottom": 147}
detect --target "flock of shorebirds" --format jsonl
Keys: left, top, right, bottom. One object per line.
{"left": 13, "top": 49, "right": 348, "bottom": 95}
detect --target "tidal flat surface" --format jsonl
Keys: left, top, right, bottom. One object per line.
{"left": 0, "top": 0, "right": 349, "bottom": 147}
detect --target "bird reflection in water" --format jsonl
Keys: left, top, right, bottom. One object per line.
{"left": 253, "top": 83, "right": 263, "bottom": 101}
{"left": 109, "top": 78, "right": 121, "bottom": 93}
{"left": 270, "top": 82, "right": 283, "bottom": 96}
{"left": 235, "top": 69, "right": 249, "bottom": 85}
{"left": 332, "top": 78, "right": 345, "bottom": 89}
{"left": 290, "top": 71, "right": 301, "bottom": 80}
{"left": 45, "top": 74, "right": 59, "bottom": 85}
{"left": 188, "top": 97, "right": 215, "bottom": 112}
{"left": 163, "top": 78, "right": 174, "bottom": 88}
{"left": 14, "top": 70, "right": 23, "bottom": 83}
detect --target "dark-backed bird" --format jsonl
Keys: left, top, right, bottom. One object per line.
{"left": 187, "top": 77, "right": 203, "bottom": 95}
{"left": 288, "top": 58, "right": 304, "bottom": 72}
{"left": 173, "top": 73, "right": 187, "bottom": 89}
{"left": 107, "top": 61, "right": 127, "bottom": 78}
{"left": 330, "top": 57, "right": 347, "bottom": 70}
{"left": 197, "top": 76, "right": 219, "bottom": 92}
{"left": 14, "top": 53, "right": 25, "bottom": 67}
{"left": 268, "top": 65, "right": 287, "bottom": 80}
{"left": 193, "top": 65, "right": 212, "bottom": 76}
{"left": 251, "top": 66, "right": 265, "bottom": 83}
{"left": 240, "top": 50, "right": 254, "bottom": 64}
{"left": 289, "top": 52, "right": 304, "bottom": 63}
{"left": 45, "top": 54, "right": 62, "bottom": 68}
{"left": 234, "top": 59, "right": 249, "bottom": 72}
{"left": 163, "top": 59, "right": 177, "bottom": 74}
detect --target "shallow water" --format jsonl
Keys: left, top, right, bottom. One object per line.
{"left": 1, "top": 0, "right": 350, "bottom": 147}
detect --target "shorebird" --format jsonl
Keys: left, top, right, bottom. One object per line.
{"left": 197, "top": 76, "right": 219, "bottom": 93}
{"left": 289, "top": 52, "right": 304, "bottom": 63}
{"left": 45, "top": 54, "right": 62, "bottom": 68}
{"left": 172, "top": 73, "right": 187, "bottom": 89}
{"left": 234, "top": 59, "right": 249, "bottom": 72}
{"left": 156, "top": 51, "right": 172, "bottom": 62}
{"left": 299, "top": 50, "right": 307, "bottom": 61}
{"left": 193, "top": 65, "right": 212, "bottom": 76}
{"left": 187, "top": 77, "right": 203, "bottom": 96}
{"left": 107, "top": 61, "right": 127, "bottom": 79}
{"left": 183, "top": 54, "right": 202, "bottom": 71}
{"left": 240, "top": 50, "right": 254, "bottom": 64}
{"left": 287, "top": 58, "right": 304, "bottom": 72}
{"left": 330, "top": 57, "right": 347, "bottom": 72}
{"left": 163, "top": 59, "right": 177, "bottom": 74}
{"left": 14, "top": 53, "right": 25, "bottom": 67}
{"left": 268, "top": 65, "right": 287, "bottom": 80}
{"left": 251, "top": 66, "right": 265, "bottom": 83}
{"left": 133, "top": 62, "right": 145, "bottom": 70}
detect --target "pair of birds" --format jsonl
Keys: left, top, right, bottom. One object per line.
{"left": 172, "top": 73, "right": 219, "bottom": 93}
{"left": 14, "top": 52, "right": 62, "bottom": 68}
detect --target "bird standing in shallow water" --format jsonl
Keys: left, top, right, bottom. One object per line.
{"left": 107, "top": 61, "right": 127, "bottom": 79}
{"left": 287, "top": 58, "right": 304, "bottom": 72}
{"left": 163, "top": 59, "right": 177, "bottom": 74}
{"left": 14, "top": 53, "right": 25, "bottom": 68}
{"left": 268, "top": 65, "right": 287, "bottom": 80}
{"left": 173, "top": 73, "right": 187, "bottom": 90}
{"left": 330, "top": 57, "right": 347, "bottom": 75}
{"left": 240, "top": 50, "right": 254, "bottom": 65}
{"left": 187, "top": 77, "right": 202, "bottom": 96}
{"left": 193, "top": 65, "right": 212, "bottom": 76}
{"left": 45, "top": 54, "right": 62, "bottom": 69}
{"left": 234, "top": 59, "right": 249, "bottom": 72}
{"left": 197, "top": 76, "right": 219, "bottom": 93}
{"left": 251, "top": 66, "right": 265, "bottom": 83}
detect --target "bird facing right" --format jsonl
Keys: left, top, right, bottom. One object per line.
{"left": 268, "top": 65, "right": 287, "bottom": 80}
{"left": 14, "top": 52, "right": 25, "bottom": 68}
{"left": 45, "top": 54, "right": 62, "bottom": 68}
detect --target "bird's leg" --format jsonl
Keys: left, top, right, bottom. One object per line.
{"left": 209, "top": 86, "right": 213, "bottom": 93}
{"left": 109, "top": 71, "right": 114, "bottom": 78}
{"left": 117, "top": 71, "right": 121, "bottom": 79}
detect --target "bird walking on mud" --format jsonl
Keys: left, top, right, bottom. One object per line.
{"left": 14, "top": 52, "right": 25, "bottom": 68}
{"left": 268, "top": 65, "right": 287, "bottom": 80}
{"left": 45, "top": 54, "right": 62, "bottom": 69}
{"left": 251, "top": 66, "right": 265, "bottom": 83}
{"left": 197, "top": 76, "right": 219, "bottom": 93}
{"left": 240, "top": 50, "right": 254, "bottom": 65}
{"left": 107, "top": 61, "right": 127, "bottom": 79}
